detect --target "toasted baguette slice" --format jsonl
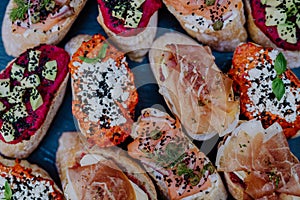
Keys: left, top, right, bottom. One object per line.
{"left": 128, "top": 108, "right": 228, "bottom": 200}
{"left": 162, "top": 0, "right": 247, "bottom": 51}
{"left": 149, "top": 32, "right": 240, "bottom": 140}
{"left": 68, "top": 34, "right": 138, "bottom": 147}
{"left": 0, "top": 45, "right": 69, "bottom": 158}
{"left": 244, "top": 0, "right": 300, "bottom": 69}
{"left": 97, "top": 8, "right": 158, "bottom": 62}
{"left": 2, "top": 0, "right": 87, "bottom": 57}
{"left": 0, "top": 155, "right": 63, "bottom": 199}
{"left": 216, "top": 119, "right": 300, "bottom": 199}
{"left": 229, "top": 42, "right": 300, "bottom": 138}
{"left": 56, "top": 132, "right": 157, "bottom": 200}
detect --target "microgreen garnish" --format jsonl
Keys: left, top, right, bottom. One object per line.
{"left": 3, "top": 181, "right": 12, "bottom": 200}
{"left": 272, "top": 52, "right": 287, "bottom": 101}
{"left": 79, "top": 43, "right": 108, "bottom": 63}
{"left": 9, "top": 0, "right": 30, "bottom": 22}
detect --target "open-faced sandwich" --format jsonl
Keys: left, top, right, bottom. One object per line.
{"left": 216, "top": 119, "right": 300, "bottom": 199}
{"left": 244, "top": 0, "right": 300, "bottom": 68}
{"left": 0, "top": 155, "right": 64, "bottom": 199}
{"left": 68, "top": 34, "right": 138, "bottom": 147}
{"left": 161, "top": 0, "right": 247, "bottom": 51}
{"left": 0, "top": 44, "right": 69, "bottom": 158}
{"left": 149, "top": 32, "right": 240, "bottom": 140}
{"left": 97, "top": 0, "right": 162, "bottom": 62}
{"left": 56, "top": 131, "right": 157, "bottom": 200}
{"left": 128, "top": 108, "right": 228, "bottom": 200}
{"left": 2, "top": 0, "right": 88, "bottom": 57}
{"left": 229, "top": 42, "right": 300, "bottom": 138}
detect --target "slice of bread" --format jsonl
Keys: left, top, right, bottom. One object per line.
{"left": 149, "top": 32, "right": 240, "bottom": 140}
{"left": 2, "top": 0, "right": 87, "bottom": 57}
{"left": 97, "top": 7, "right": 158, "bottom": 62}
{"left": 0, "top": 45, "right": 69, "bottom": 158}
{"left": 162, "top": 0, "right": 247, "bottom": 51}
{"left": 244, "top": 0, "right": 300, "bottom": 69}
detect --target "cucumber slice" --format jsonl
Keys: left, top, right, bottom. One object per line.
{"left": 30, "top": 88, "right": 43, "bottom": 111}
{"left": 0, "top": 121, "right": 15, "bottom": 142}
{"left": 124, "top": 9, "right": 143, "bottom": 28}
{"left": 20, "top": 74, "right": 40, "bottom": 88}
{"left": 42, "top": 60, "right": 57, "bottom": 81}
{"left": 11, "top": 63, "right": 25, "bottom": 81}
{"left": 28, "top": 50, "right": 41, "bottom": 72}
{"left": 0, "top": 79, "right": 10, "bottom": 98}
{"left": 277, "top": 22, "right": 297, "bottom": 44}
{"left": 3, "top": 103, "right": 28, "bottom": 123}
{"left": 8, "top": 86, "right": 25, "bottom": 104}
{"left": 0, "top": 102, "right": 6, "bottom": 111}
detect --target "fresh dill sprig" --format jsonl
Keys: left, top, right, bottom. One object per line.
{"left": 9, "top": 0, "right": 30, "bottom": 22}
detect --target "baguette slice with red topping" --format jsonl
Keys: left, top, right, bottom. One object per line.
{"left": 244, "top": 0, "right": 300, "bottom": 68}
{"left": 0, "top": 155, "right": 64, "bottom": 199}
{"left": 96, "top": 0, "right": 161, "bottom": 62}
{"left": 162, "top": 0, "right": 247, "bottom": 51}
{"left": 149, "top": 32, "right": 240, "bottom": 140}
{"left": 56, "top": 132, "right": 157, "bottom": 200}
{"left": 2, "top": 0, "right": 88, "bottom": 57}
{"left": 229, "top": 42, "right": 300, "bottom": 138}
{"left": 68, "top": 34, "right": 138, "bottom": 147}
{"left": 216, "top": 119, "right": 300, "bottom": 199}
{"left": 128, "top": 108, "right": 227, "bottom": 200}
{"left": 0, "top": 44, "right": 69, "bottom": 158}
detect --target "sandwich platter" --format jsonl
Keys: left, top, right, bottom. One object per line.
{"left": 0, "top": 0, "right": 299, "bottom": 198}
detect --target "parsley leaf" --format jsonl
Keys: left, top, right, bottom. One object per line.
{"left": 3, "top": 181, "right": 12, "bottom": 200}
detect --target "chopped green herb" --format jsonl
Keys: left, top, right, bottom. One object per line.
{"left": 80, "top": 43, "right": 109, "bottom": 63}
{"left": 9, "top": 0, "right": 30, "bottom": 22}
{"left": 212, "top": 20, "right": 223, "bottom": 31}
{"left": 149, "top": 130, "right": 162, "bottom": 140}
{"left": 176, "top": 163, "right": 193, "bottom": 176}
{"left": 3, "top": 181, "right": 12, "bottom": 200}
{"left": 189, "top": 173, "right": 200, "bottom": 186}
{"left": 205, "top": 0, "right": 216, "bottom": 6}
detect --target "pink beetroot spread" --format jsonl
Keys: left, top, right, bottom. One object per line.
{"left": 97, "top": 0, "right": 161, "bottom": 36}
{"left": 251, "top": 0, "right": 300, "bottom": 51}
{"left": 0, "top": 45, "right": 69, "bottom": 144}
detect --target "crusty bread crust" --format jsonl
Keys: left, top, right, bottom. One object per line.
{"left": 0, "top": 155, "right": 62, "bottom": 193}
{"left": 163, "top": 1, "right": 247, "bottom": 52}
{"left": 0, "top": 61, "right": 69, "bottom": 158}
{"left": 97, "top": 7, "right": 158, "bottom": 62}
{"left": 2, "top": 0, "right": 87, "bottom": 57}
{"left": 149, "top": 32, "right": 239, "bottom": 140}
{"left": 56, "top": 132, "right": 157, "bottom": 200}
{"left": 244, "top": 0, "right": 300, "bottom": 69}
{"left": 64, "top": 34, "right": 92, "bottom": 56}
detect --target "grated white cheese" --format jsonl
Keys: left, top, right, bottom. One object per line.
{"left": 245, "top": 50, "right": 300, "bottom": 123}
{"left": 73, "top": 57, "right": 133, "bottom": 127}
{"left": 0, "top": 172, "right": 55, "bottom": 199}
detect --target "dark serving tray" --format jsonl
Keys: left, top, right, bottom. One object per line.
{"left": 0, "top": 0, "right": 299, "bottom": 196}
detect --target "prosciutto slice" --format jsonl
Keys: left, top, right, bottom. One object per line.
{"left": 159, "top": 44, "right": 239, "bottom": 138}
{"left": 216, "top": 120, "right": 300, "bottom": 198}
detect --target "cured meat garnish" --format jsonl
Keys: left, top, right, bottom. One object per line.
{"left": 67, "top": 160, "right": 135, "bottom": 200}
{"left": 70, "top": 34, "right": 138, "bottom": 147}
{"left": 159, "top": 44, "right": 239, "bottom": 137}
{"left": 216, "top": 119, "right": 300, "bottom": 199}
